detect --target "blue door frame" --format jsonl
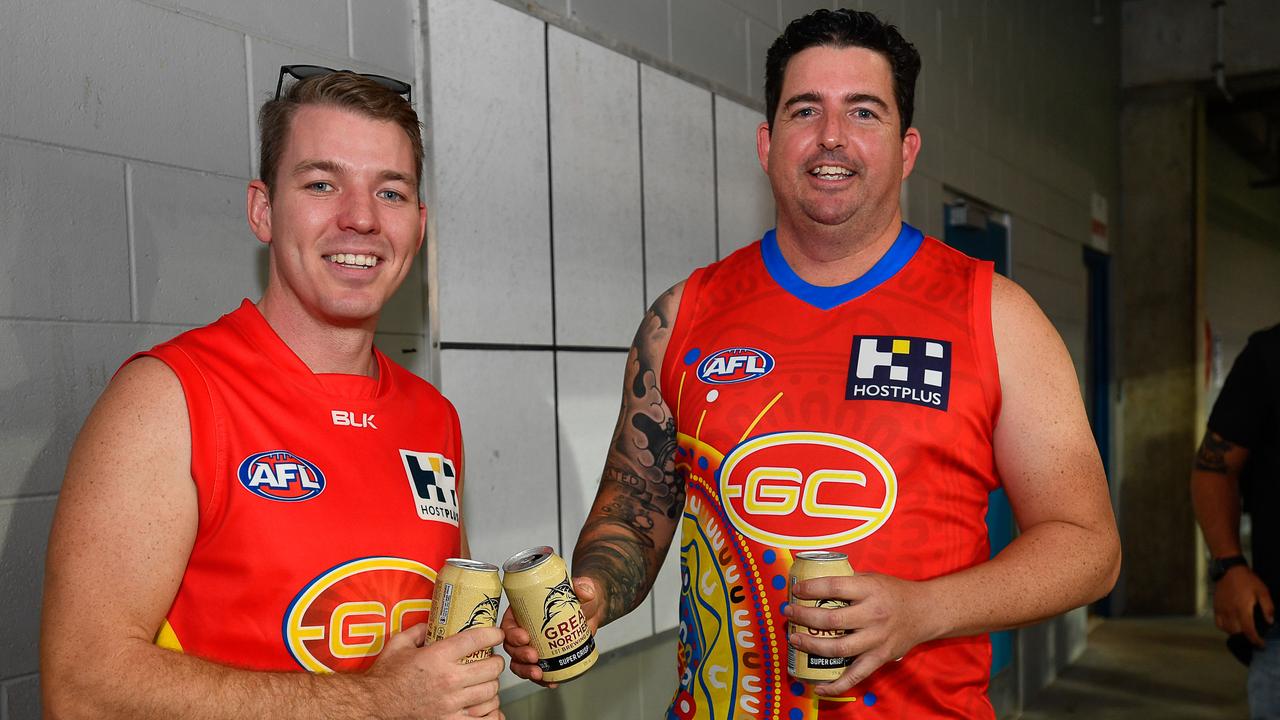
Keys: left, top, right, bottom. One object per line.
{"left": 1083, "top": 246, "right": 1113, "bottom": 616}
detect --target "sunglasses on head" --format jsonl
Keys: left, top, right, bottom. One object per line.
{"left": 275, "top": 64, "right": 412, "bottom": 103}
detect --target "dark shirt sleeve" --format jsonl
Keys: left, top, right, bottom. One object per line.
{"left": 1208, "top": 330, "right": 1275, "bottom": 450}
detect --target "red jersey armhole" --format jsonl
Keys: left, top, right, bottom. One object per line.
{"left": 661, "top": 266, "right": 709, "bottom": 394}
{"left": 126, "top": 346, "right": 225, "bottom": 538}
{"left": 971, "top": 261, "right": 1002, "bottom": 431}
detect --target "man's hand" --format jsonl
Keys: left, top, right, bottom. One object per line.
{"left": 500, "top": 577, "right": 602, "bottom": 688}
{"left": 368, "top": 624, "right": 506, "bottom": 719}
{"left": 1215, "top": 567, "right": 1275, "bottom": 648}
{"left": 784, "top": 573, "right": 937, "bottom": 696}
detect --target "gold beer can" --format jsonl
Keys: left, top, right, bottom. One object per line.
{"left": 501, "top": 546, "right": 598, "bottom": 683}
{"left": 788, "top": 550, "right": 855, "bottom": 682}
{"left": 427, "top": 558, "right": 502, "bottom": 663}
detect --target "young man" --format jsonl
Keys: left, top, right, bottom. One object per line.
{"left": 41, "top": 70, "right": 504, "bottom": 719}
{"left": 504, "top": 10, "right": 1119, "bottom": 719}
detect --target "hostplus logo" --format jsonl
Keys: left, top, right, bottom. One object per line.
{"left": 400, "top": 450, "right": 460, "bottom": 525}
{"left": 845, "top": 335, "right": 952, "bottom": 410}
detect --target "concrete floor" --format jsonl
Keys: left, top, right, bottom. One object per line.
{"left": 1019, "top": 615, "right": 1250, "bottom": 719}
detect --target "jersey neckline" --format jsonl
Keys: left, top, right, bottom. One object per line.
{"left": 760, "top": 222, "right": 924, "bottom": 310}
{"left": 228, "top": 299, "right": 386, "bottom": 400}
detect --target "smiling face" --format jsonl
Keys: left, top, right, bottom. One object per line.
{"left": 248, "top": 104, "right": 426, "bottom": 330}
{"left": 757, "top": 45, "right": 920, "bottom": 243}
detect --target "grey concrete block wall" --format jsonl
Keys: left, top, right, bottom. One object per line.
{"left": 673, "top": 0, "right": 753, "bottom": 99}
{"left": 0, "top": 140, "right": 132, "bottom": 322}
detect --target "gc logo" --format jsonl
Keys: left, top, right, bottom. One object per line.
{"left": 719, "top": 432, "right": 896, "bottom": 548}
{"left": 284, "top": 557, "right": 436, "bottom": 673}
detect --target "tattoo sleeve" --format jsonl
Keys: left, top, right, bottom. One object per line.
{"left": 1194, "top": 431, "right": 1234, "bottom": 473}
{"left": 574, "top": 286, "right": 685, "bottom": 626}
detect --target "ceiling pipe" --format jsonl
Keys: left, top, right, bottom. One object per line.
{"left": 1211, "top": 0, "right": 1233, "bottom": 102}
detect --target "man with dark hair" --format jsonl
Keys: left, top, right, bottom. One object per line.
{"left": 1192, "top": 323, "right": 1280, "bottom": 717}
{"left": 504, "top": 9, "right": 1119, "bottom": 718}
{"left": 41, "top": 69, "right": 504, "bottom": 719}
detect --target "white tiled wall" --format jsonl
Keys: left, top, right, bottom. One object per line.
{"left": 429, "top": 0, "right": 553, "bottom": 346}
{"left": 715, "top": 96, "right": 775, "bottom": 257}
{"left": 548, "top": 27, "right": 645, "bottom": 348}
{"left": 640, "top": 65, "right": 718, "bottom": 306}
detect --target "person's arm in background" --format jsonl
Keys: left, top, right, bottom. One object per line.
{"left": 41, "top": 358, "right": 505, "bottom": 720}
{"left": 502, "top": 283, "right": 685, "bottom": 683}
{"left": 1191, "top": 330, "right": 1275, "bottom": 647}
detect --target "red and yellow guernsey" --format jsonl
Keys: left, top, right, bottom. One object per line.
{"left": 661, "top": 224, "right": 1001, "bottom": 719}
{"left": 135, "top": 300, "right": 462, "bottom": 672}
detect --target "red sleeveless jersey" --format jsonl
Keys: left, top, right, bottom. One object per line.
{"left": 661, "top": 225, "right": 1001, "bottom": 719}
{"left": 136, "top": 300, "right": 462, "bottom": 672}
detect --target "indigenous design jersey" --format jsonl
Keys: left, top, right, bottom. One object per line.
{"left": 136, "top": 300, "right": 462, "bottom": 673}
{"left": 661, "top": 225, "right": 1001, "bottom": 719}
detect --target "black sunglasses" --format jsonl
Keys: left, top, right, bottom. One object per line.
{"left": 275, "top": 64, "right": 412, "bottom": 103}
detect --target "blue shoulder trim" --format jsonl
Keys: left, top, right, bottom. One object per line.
{"left": 761, "top": 223, "right": 924, "bottom": 310}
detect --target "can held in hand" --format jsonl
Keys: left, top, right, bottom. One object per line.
{"left": 502, "top": 546, "right": 598, "bottom": 683}
{"left": 788, "top": 550, "right": 855, "bottom": 682}
{"left": 427, "top": 558, "right": 502, "bottom": 663}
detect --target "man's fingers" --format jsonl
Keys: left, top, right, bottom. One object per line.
{"left": 786, "top": 603, "right": 855, "bottom": 632}
{"left": 504, "top": 644, "right": 541, "bottom": 665}
{"left": 433, "top": 628, "right": 505, "bottom": 665}
{"left": 572, "top": 576, "right": 598, "bottom": 602}
{"left": 389, "top": 621, "right": 431, "bottom": 650}
{"left": 788, "top": 627, "right": 871, "bottom": 661}
{"left": 1260, "top": 590, "right": 1276, "bottom": 626}
{"left": 455, "top": 679, "right": 501, "bottom": 710}
{"left": 792, "top": 575, "right": 864, "bottom": 601}
{"left": 464, "top": 694, "right": 502, "bottom": 718}
{"left": 508, "top": 659, "right": 559, "bottom": 688}
{"left": 812, "top": 652, "right": 889, "bottom": 696}
{"left": 502, "top": 625, "right": 532, "bottom": 647}
{"left": 1240, "top": 604, "right": 1266, "bottom": 647}
{"left": 499, "top": 607, "right": 521, "bottom": 631}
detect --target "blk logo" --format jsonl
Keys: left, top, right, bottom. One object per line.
{"left": 846, "top": 335, "right": 951, "bottom": 410}
{"left": 400, "top": 450, "right": 459, "bottom": 526}
{"left": 332, "top": 410, "right": 377, "bottom": 429}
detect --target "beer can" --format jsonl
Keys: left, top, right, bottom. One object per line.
{"left": 788, "top": 550, "right": 855, "bottom": 682}
{"left": 427, "top": 558, "right": 502, "bottom": 663}
{"left": 501, "top": 546, "right": 598, "bottom": 683}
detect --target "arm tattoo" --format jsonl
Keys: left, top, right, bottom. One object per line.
{"left": 1194, "top": 432, "right": 1234, "bottom": 473}
{"left": 575, "top": 288, "right": 684, "bottom": 625}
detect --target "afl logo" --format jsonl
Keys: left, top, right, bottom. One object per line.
{"left": 719, "top": 431, "right": 897, "bottom": 549}
{"left": 285, "top": 557, "right": 436, "bottom": 673}
{"left": 237, "top": 451, "right": 326, "bottom": 502}
{"left": 696, "top": 347, "right": 775, "bottom": 385}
